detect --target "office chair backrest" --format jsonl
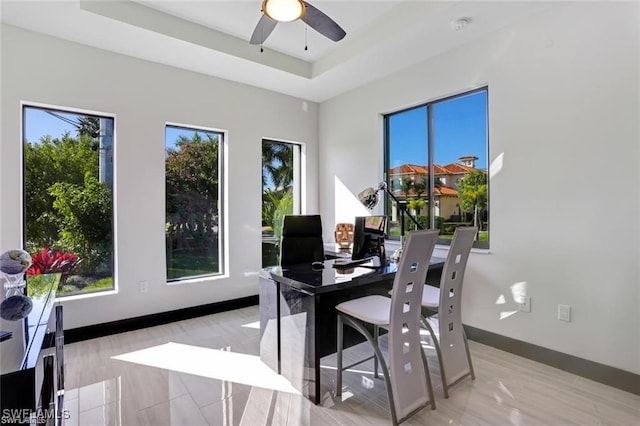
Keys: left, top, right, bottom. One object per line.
{"left": 389, "top": 229, "right": 439, "bottom": 420}
{"left": 280, "top": 215, "right": 324, "bottom": 266}
{"left": 438, "top": 226, "right": 477, "bottom": 384}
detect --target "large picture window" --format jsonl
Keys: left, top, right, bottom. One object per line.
{"left": 165, "top": 125, "right": 223, "bottom": 281}
{"left": 23, "top": 105, "right": 115, "bottom": 296}
{"left": 384, "top": 88, "right": 489, "bottom": 248}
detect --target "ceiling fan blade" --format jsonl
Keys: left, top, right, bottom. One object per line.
{"left": 301, "top": 1, "right": 346, "bottom": 42}
{"left": 250, "top": 14, "right": 278, "bottom": 45}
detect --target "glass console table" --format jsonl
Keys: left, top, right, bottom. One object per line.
{"left": 0, "top": 274, "right": 64, "bottom": 425}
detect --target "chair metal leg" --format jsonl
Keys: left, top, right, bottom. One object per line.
{"left": 337, "top": 314, "right": 343, "bottom": 397}
{"left": 373, "top": 325, "right": 380, "bottom": 379}
{"left": 421, "top": 315, "right": 449, "bottom": 398}
{"left": 462, "top": 326, "right": 475, "bottom": 380}
{"left": 418, "top": 337, "right": 436, "bottom": 410}
{"left": 340, "top": 313, "right": 398, "bottom": 426}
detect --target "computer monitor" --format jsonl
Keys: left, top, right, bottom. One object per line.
{"left": 352, "top": 215, "right": 387, "bottom": 262}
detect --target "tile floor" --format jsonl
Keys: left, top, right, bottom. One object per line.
{"left": 62, "top": 305, "right": 640, "bottom": 425}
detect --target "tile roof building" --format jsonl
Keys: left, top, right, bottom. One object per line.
{"left": 388, "top": 155, "right": 484, "bottom": 221}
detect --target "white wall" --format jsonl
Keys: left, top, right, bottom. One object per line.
{"left": 319, "top": 3, "right": 640, "bottom": 373}
{"left": 0, "top": 25, "right": 319, "bottom": 329}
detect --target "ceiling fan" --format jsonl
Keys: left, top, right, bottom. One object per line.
{"left": 250, "top": 0, "right": 346, "bottom": 47}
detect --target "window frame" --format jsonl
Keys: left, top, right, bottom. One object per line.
{"left": 164, "top": 122, "right": 226, "bottom": 283}
{"left": 383, "top": 87, "right": 490, "bottom": 249}
{"left": 260, "top": 137, "right": 305, "bottom": 267}
{"left": 21, "top": 102, "right": 117, "bottom": 297}
{"left": 262, "top": 137, "right": 303, "bottom": 214}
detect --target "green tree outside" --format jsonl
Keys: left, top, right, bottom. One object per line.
{"left": 459, "top": 170, "right": 488, "bottom": 231}
{"left": 165, "top": 132, "right": 219, "bottom": 232}
{"left": 411, "top": 178, "right": 427, "bottom": 217}
{"left": 400, "top": 177, "right": 414, "bottom": 197}
{"left": 271, "top": 189, "right": 293, "bottom": 249}
{"left": 49, "top": 172, "right": 112, "bottom": 272}
{"left": 261, "top": 141, "right": 295, "bottom": 267}
{"left": 262, "top": 141, "right": 294, "bottom": 192}
{"left": 261, "top": 140, "right": 294, "bottom": 231}
{"left": 24, "top": 133, "right": 99, "bottom": 250}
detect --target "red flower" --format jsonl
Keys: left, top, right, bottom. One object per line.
{"left": 26, "top": 248, "right": 81, "bottom": 276}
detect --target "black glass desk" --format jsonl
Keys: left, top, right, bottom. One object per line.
{"left": 259, "top": 256, "right": 445, "bottom": 404}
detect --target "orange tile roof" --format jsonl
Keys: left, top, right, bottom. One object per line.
{"left": 439, "top": 163, "right": 478, "bottom": 174}
{"left": 388, "top": 164, "right": 428, "bottom": 175}
{"left": 434, "top": 186, "right": 459, "bottom": 196}
{"left": 392, "top": 186, "right": 458, "bottom": 198}
{"left": 389, "top": 163, "right": 485, "bottom": 176}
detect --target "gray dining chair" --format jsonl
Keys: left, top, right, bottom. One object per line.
{"left": 336, "top": 229, "right": 439, "bottom": 425}
{"left": 421, "top": 226, "right": 477, "bottom": 398}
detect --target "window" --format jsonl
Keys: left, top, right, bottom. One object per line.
{"left": 384, "top": 88, "right": 489, "bottom": 248}
{"left": 261, "top": 139, "right": 302, "bottom": 267}
{"left": 165, "top": 125, "right": 224, "bottom": 281}
{"left": 23, "top": 105, "right": 115, "bottom": 296}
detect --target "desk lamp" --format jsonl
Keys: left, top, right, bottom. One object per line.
{"left": 358, "top": 181, "right": 423, "bottom": 260}
{"left": 358, "top": 182, "right": 423, "bottom": 237}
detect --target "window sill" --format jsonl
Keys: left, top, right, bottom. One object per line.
{"left": 167, "top": 273, "right": 229, "bottom": 286}
{"left": 56, "top": 288, "right": 118, "bottom": 302}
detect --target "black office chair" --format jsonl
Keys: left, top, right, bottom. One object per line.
{"left": 280, "top": 215, "right": 324, "bottom": 266}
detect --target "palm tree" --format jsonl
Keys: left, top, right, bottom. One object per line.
{"left": 400, "top": 177, "right": 414, "bottom": 198}
{"left": 262, "top": 141, "right": 293, "bottom": 191}
{"left": 413, "top": 178, "right": 426, "bottom": 199}
{"left": 262, "top": 141, "right": 295, "bottom": 236}
{"left": 412, "top": 178, "right": 427, "bottom": 215}
{"left": 407, "top": 197, "right": 426, "bottom": 217}
{"left": 459, "top": 170, "right": 488, "bottom": 231}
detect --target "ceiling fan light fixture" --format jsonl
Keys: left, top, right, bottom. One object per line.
{"left": 263, "top": 0, "right": 305, "bottom": 22}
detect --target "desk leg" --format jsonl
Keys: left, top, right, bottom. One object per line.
{"left": 313, "top": 354, "right": 321, "bottom": 405}
{"left": 41, "top": 355, "right": 54, "bottom": 411}
{"left": 276, "top": 281, "right": 281, "bottom": 374}
{"left": 259, "top": 277, "right": 281, "bottom": 374}
{"left": 279, "top": 286, "right": 318, "bottom": 404}
{"left": 260, "top": 278, "right": 320, "bottom": 404}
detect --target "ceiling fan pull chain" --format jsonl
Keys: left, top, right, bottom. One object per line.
{"left": 304, "top": 23, "right": 308, "bottom": 51}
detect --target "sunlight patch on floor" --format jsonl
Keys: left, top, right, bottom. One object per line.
{"left": 241, "top": 320, "right": 260, "bottom": 329}
{"left": 112, "top": 342, "right": 300, "bottom": 395}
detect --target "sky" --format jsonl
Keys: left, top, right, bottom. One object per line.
{"left": 388, "top": 90, "right": 488, "bottom": 170}
{"left": 165, "top": 126, "right": 206, "bottom": 151}
{"left": 24, "top": 107, "right": 213, "bottom": 151}
{"left": 24, "top": 107, "right": 80, "bottom": 142}
{"left": 25, "top": 90, "right": 488, "bottom": 170}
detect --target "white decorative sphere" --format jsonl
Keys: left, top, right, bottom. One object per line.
{"left": 0, "top": 250, "right": 33, "bottom": 275}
